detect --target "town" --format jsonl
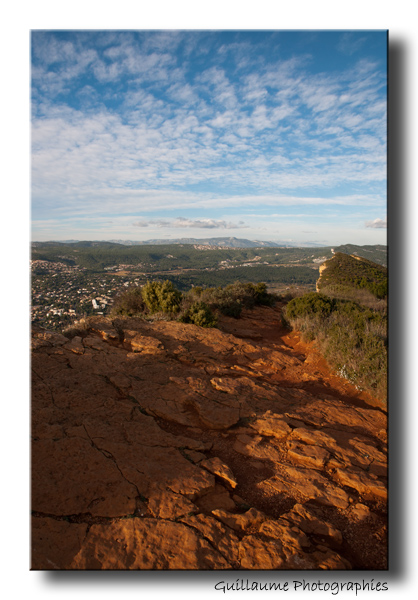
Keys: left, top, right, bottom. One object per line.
{"left": 31, "top": 259, "right": 143, "bottom": 330}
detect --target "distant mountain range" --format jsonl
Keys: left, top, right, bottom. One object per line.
{"left": 34, "top": 237, "right": 330, "bottom": 249}
{"left": 110, "top": 237, "right": 287, "bottom": 248}
{"left": 32, "top": 238, "right": 387, "bottom": 265}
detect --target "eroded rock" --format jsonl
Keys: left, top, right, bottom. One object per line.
{"left": 200, "top": 456, "right": 238, "bottom": 489}
{"left": 280, "top": 503, "right": 343, "bottom": 544}
{"left": 71, "top": 519, "right": 231, "bottom": 569}
{"left": 31, "top": 308, "right": 387, "bottom": 570}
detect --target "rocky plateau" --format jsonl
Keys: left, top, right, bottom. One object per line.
{"left": 31, "top": 304, "right": 387, "bottom": 570}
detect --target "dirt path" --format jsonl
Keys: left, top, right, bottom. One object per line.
{"left": 219, "top": 304, "right": 385, "bottom": 411}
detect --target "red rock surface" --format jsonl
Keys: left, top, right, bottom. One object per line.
{"left": 31, "top": 305, "right": 387, "bottom": 570}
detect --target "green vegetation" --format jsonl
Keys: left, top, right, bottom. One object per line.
{"left": 31, "top": 241, "right": 386, "bottom": 274}
{"left": 111, "top": 280, "right": 182, "bottom": 317}
{"left": 141, "top": 280, "right": 182, "bottom": 315}
{"left": 31, "top": 241, "right": 386, "bottom": 331}
{"left": 285, "top": 292, "right": 334, "bottom": 321}
{"left": 282, "top": 238, "right": 387, "bottom": 402}
{"left": 32, "top": 241, "right": 334, "bottom": 272}
{"left": 110, "top": 280, "right": 277, "bottom": 327}
{"left": 332, "top": 244, "right": 387, "bottom": 267}
{"left": 189, "top": 281, "right": 275, "bottom": 318}
{"left": 317, "top": 252, "right": 388, "bottom": 302}
{"left": 111, "top": 286, "right": 145, "bottom": 317}
{"left": 164, "top": 265, "right": 318, "bottom": 291}
{"left": 178, "top": 301, "right": 218, "bottom": 328}
{"left": 283, "top": 290, "right": 387, "bottom": 402}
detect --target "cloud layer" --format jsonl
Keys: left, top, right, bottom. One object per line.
{"left": 31, "top": 31, "right": 387, "bottom": 245}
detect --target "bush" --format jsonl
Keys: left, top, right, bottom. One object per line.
{"left": 283, "top": 291, "right": 387, "bottom": 402}
{"left": 111, "top": 286, "right": 145, "bottom": 317}
{"left": 247, "top": 282, "right": 275, "bottom": 306}
{"left": 62, "top": 318, "right": 92, "bottom": 339}
{"left": 218, "top": 300, "right": 243, "bottom": 318}
{"left": 140, "top": 281, "right": 160, "bottom": 313}
{"left": 178, "top": 301, "right": 218, "bottom": 328}
{"left": 189, "top": 281, "right": 276, "bottom": 319}
{"left": 141, "top": 280, "right": 182, "bottom": 315}
{"left": 321, "top": 309, "right": 387, "bottom": 400}
{"left": 201, "top": 285, "right": 245, "bottom": 318}
{"left": 316, "top": 283, "right": 387, "bottom": 312}
{"left": 285, "top": 292, "right": 334, "bottom": 321}
{"left": 109, "top": 280, "right": 274, "bottom": 327}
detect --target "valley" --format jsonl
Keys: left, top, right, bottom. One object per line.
{"left": 31, "top": 241, "right": 386, "bottom": 330}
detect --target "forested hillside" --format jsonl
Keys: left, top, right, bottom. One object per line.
{"left": 317, "top": 252, "right": 388, "bottom": 302}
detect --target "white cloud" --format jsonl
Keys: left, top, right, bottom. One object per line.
{"left": 32, "top": 49, "right": 387, "bottom": 194}
{"left": 365, "top": 218, "right": 387, "bottom": 229}
{"left": 31, "top": 32, "right": 387, "bottom": 245}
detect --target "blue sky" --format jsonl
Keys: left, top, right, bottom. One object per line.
{"left": 31, "top": 30, "right": 387, "bottom": 245}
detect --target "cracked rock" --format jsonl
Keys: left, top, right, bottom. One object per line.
{"left": 31, "top": 308, "right": 387, "bottom": 570}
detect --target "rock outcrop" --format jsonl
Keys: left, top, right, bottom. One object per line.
{"left": 316, "top": 262, "right": 328, "bottom": 292}
{"left": 31, "top": 305, "right": 387, "bottom": 570}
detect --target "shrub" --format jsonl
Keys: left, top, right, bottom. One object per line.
{"left": 178, "top": 301, "right": 218, "bottom": 328}
{"left": 246, "top": 282, "right": 275, "bottom": 306}
{"left": 219, "top": 300, "right": 242, "bottom": 318}
{"left": 111, "top": 286, "right": 145, "bottom": 317}
{"left": 192, "top": 286, "right": 203, "bottom": 297}
{"left": 109, "top": 280, "right": 274, "bottom": 327}
{"left": 283, "top": 291, "right": 387, "bottom": 402}
{"left": 141, "top": 280, "right": 182, "bottom": 315}
{"left": 189, "top": 281, "right": 276, "bottom": 319}
{"left": 200, "top": 285, "right": 245, "bottom": 318}
{"left": 140, "top": 281, "right": 161, "bottom": 313}
{"left": 321, "top": 309, "right": 387, "bottom": 400}
{"left": 285, "top": 292, "right": 334, "bottom": 321}
{"left": 317, "top": 283, "right": 387, "bottom": 312}
{"left": 62, "top": 318, "right": 92, "bottom": 339}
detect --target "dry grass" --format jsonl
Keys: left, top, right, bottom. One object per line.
{"left": 62, "top": 317, "right": 95, "bottom": 339}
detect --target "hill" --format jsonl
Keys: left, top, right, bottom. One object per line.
{"left": 31, "top": 304, "right": 387, "bottom": 570}
{"left": 332, "top": 244, "right": 387, "bottom": 267}
{"left": 32, "top": 238, "right": 387, "bottom": 258}
{"left": 316, "top": 252, "right": 388, "bottom": 303}
{"left": 284, "top": 253, "right": 387, "bottom": 401}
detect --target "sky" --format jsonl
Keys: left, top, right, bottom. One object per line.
{"left": 31, "top": 30, "right": 387, "bottom": 246}
{"left": 5, "top": 5, "right": 418, "bottom": 598}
